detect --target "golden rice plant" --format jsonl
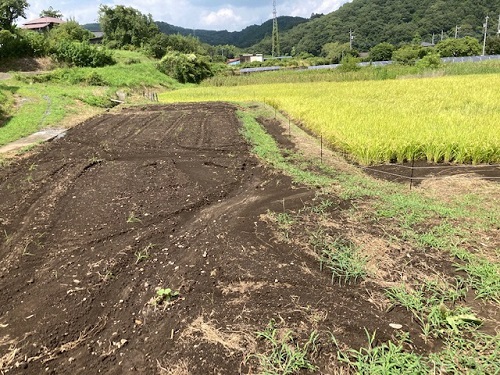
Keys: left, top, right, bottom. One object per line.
{"left": 160, "top": 74, "right": 500, "bottom": 165}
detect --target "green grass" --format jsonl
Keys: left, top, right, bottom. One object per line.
{"left": 337, "top": 330, "right": 429, "bottom": 375}
{"left": 0, "top": 51, "right": 178, "bottom": 147}
{"left": 238, "top": 104, "right": 499, "bottom": 371}
{"left": 251, "top": 320, "right": 318, "bottom": 375}
{"left": 429, "top": 332, "right": 500, "bottom": 374}
{"left": 0, "top": 84, "right": 75, "bottom": 146}
{"left": 452, "top": 247, "right": 500, "bottom": 302}
{"left": 385, "top": 281, "right": 480, "bottom": 339}
{"left": 315, "top": 236, "right": 368, "bottom": 284}
{"left": 203, "top": 60, "right": 500, "bottom": 87}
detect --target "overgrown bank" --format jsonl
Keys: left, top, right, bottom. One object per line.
{"left": 238, "top": 103, "right": 499, "bottom": 373}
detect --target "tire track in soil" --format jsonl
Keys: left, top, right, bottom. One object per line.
{"left": 0, "top": 103, "right": 418, "bottom": 374}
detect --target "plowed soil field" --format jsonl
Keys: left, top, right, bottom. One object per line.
{"left": 0, "top": 103, "right": 458, "bottom": 374}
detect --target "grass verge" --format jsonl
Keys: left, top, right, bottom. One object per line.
{"left": 238, "top": 102, "right": 499, "bottom": 373}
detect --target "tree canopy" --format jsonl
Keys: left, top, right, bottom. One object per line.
{"left": 40, "top": 6, "right": 62, "bottom": 19}
{"left": 262, "top": 0, "right": 500, "bottom": 55}
{"left": 0, "top": 0, "right": 28, "bottom": 31}
{"left": 98, "top": 5, "right": 160, "bottom": 49}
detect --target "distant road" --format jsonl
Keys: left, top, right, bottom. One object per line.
{"left": 240, "top": 54, "right": 500, "bottom": 73}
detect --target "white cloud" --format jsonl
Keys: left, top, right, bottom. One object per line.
{"left": 201, "top": 8, "right": 243, "bottom": 31}
{"left": 20, "top": 0, "right": 352, "bottom": 31}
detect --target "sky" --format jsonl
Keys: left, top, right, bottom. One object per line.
{"left": 23, "top": 0, "right": 352, "bottom": 32}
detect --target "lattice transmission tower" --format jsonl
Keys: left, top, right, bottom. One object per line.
{"left": 272, "top": 0, "right": 280, "bottom": 57}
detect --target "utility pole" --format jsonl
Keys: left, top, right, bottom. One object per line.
{"left": 441, "top": 30, "right": 444, "bottom": 41}
{"left": 482, "top": 15, "right": 489, "bottom": 56}
{"left": 497, "top": 14, "right": 500, "bottom": 35}
{"left": 271, "top": 0, "right": 280, "bottom": 58}
{"left": 432, "top": 33, "right": 435, "bottom": 45}
{"left": 455, "top": 25, "right": 460, "bottom": 39}
{"left": 349, "top": 29, "right": 355, "bottom": 50}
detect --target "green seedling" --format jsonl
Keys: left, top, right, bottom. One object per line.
{"left": 134, "top": 243, "right": 153, "bottom": 264}
{"left": 154, "top": 288, "right": 179, "bottom": 305}
{"left": 127, "top": 212, "right": 142, "bottom": 223}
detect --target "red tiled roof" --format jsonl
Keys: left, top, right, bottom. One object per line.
{"left": 23, "top": 22, "right": 51, "bottom": 29}
{"left": 22, "top": 17, "right": 64, "bottom": 28}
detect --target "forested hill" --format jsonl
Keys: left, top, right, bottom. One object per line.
{"left": 84, "top": 16, "right": 308, "bottom": 48}
{"left": 157, "top": 16, "right": 307, "bottom": 47}
{"left": 253, "top": 0, "right": 500, "bottom": 55}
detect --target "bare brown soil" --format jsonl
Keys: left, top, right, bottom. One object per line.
{"left": 0, "top": 103, "right": 493, "bottom": 374}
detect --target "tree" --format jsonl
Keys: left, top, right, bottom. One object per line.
{"left": 485, "top": 36, "right": 500, "bottom": 55}
{"left": 369, "top": 42, "right": 395, "bottom": 61}
{"left": 435, "top": 36, "right": 481, "bottom": 57}
{"left": 40, "top": 6, "right": 62, "bottom": 19}
{"left": 0, "top": 0, "right": 28, "bottom": 31}
{"left": 392, "top": 44, "right": 425, "bottom": 65}
{"left": 321, "top": 42, "right": 356, "bottom": 64}
{"left": 48, "top": 20, "right": 92, "bottom": 44}
{"left": 98, "top": 5, "right": 160, "bottom": 49}
{"left": 157, "top": 51, "right": 213, "bottom": 84}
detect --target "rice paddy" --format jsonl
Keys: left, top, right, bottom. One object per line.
{"left": 159, "top": 73, "right": 500, "bottom": 165}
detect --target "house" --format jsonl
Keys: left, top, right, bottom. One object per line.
{"left": 90, "top": 31, "right": 104, "bottom": 44}
{"left": 22, "top": 17, "right": 64, "bottom": 32}
{"left": 239, "top": 54, "right": 264, "bottom": 63}
{"left": 421, "top": 42, "right": 436, "bottom": 48}
{"left": 226, "top": 58, "right": 240, "bottom": 65}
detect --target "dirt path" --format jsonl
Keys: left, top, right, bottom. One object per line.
{"left": 0, "top": 103, "right": 426, "bottom": 374}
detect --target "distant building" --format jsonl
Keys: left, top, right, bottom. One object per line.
{"left": 22, "top": 17, "right": 65, "bottom": 32}
{"left": 90, "top": 32, "right": 104, "bottom": 44}
{"left": 240, "top": 54, "right": 264, "bottom": 63}
{"left": 421, "top": 42, "right": 436, "bottom": 48}
{"left": 226, "top": 58, "right": 240, "bottom": 66}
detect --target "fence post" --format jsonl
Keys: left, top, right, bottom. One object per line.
{"left": 409, "top": 157, "right": 415, "bottom": 190}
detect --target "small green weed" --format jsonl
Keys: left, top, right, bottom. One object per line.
{"left": 429, "top": 331, "right": 500, "bottom": 374}
{"left": 452, "top": 247, "right": 500, "bottom": 302}
{"left": 337, "top": 330, "right": 428, "bottom": 374}
{"left": 252, "top": 320, "right": 317, "bottom": 375}
{"left": 319, "top": 238, "right": 368, "bottom": 285}
{"left": 134, "top": 243, "right": 154, "bottom": 264}
{"left": 127, "top": 212, "right": 142, "bottom": 224}
{"left": 154, "top": 288, "right": 179, "bottom": 305}
{"left": 3, "top": 230, "right": 12, "bottom": 245}
{"left": 385, "top": 281, "right": 479, "bottom": 339}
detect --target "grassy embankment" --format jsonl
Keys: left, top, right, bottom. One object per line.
{"left": 0, "top": 50, "right": 180, "bottom": 148}
{"left": 238, "top": 102, "right": 499, "bottom": 373}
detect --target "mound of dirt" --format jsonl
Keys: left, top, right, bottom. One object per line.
{"left": 0, "top": 103, "right": 416, "bottom": 374}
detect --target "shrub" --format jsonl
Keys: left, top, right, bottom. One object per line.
{"left": 22, "top": 30, "right": 49, "bottom": 57}
{"left": 392, "top": 45, "right": 425, "bottom": 65}
{"left": 416, "top": 52, "right": 442, "bottom": 69}
{"left": 339, "top": 55, "right": 361, "bottom": 72}
{"left": 485, "top": 36, "right": 500, "bottom": 55}
{"left": 157, "top": 51, "right": 213, "bottom": 84}
{"left": 85, "top": 71, "right": 108, "bottom": 86}
{"left": 369, "top": 42, "right": 395, "bottom": 62}
{"left": 435, "top": 37, "right": 481, "bottom": 57}
{"left": 52, "top": 41, "right": 115, "bottom": 68}
{"left": 80, "top": 94, "right": 114, "bottom": 108}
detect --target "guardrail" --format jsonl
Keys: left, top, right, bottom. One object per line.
{"left": 239, "top": 54, "right": 500, "bottom": 74}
